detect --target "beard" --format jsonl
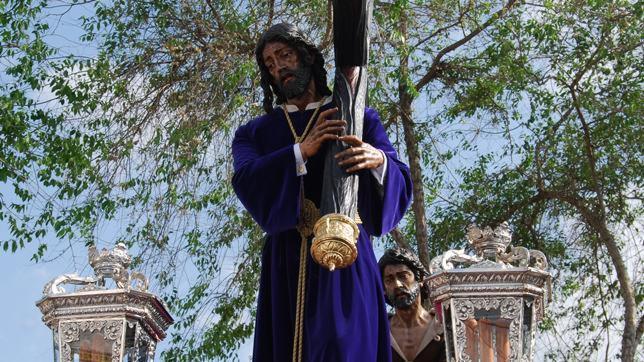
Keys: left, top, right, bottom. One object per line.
{"left": 387, "top": 282, "right": 420, "bottom": 310}
{"left": 276, "top": 63, "right": 312, "bottom": 99}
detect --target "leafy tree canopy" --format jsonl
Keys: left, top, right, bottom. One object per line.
{"left": 1, "top": 0, "right": 641, "bottom": 360}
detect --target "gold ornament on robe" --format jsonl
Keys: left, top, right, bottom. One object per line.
{"left": 296, "top": 198, "right": 361, "bottom": 272}
{"left": 297, "top": 198, "right": 320, "bottom": 238}
{"left": 311, "top": 213, "right": 359, "bottom": 271}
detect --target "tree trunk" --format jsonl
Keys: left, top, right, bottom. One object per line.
{"left": 543, "top": 190, "right": 638, "bottom": 361}
{"left": 598, "top": 224, "right": 638, "bottom": 362}
{"left": 397, "top": 14, "right": 429, "bottom": 269}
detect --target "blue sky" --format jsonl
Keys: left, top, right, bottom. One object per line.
{"left": 0, "top": 244, "right": 60, "bottom": 361}
{"left": 0, "top": 242, "right": 80, "bottom": 361}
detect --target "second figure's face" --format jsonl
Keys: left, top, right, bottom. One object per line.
{"left": 262, "top": 41, "right": 311, "bottom": 99}
{"left": 383, "top": 264, "right": 420, "bottom": 309}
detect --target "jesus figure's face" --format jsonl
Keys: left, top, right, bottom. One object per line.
{"left": 262, "top": 41, "right": 312, "bottom": 100}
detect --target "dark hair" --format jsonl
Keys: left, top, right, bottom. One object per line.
{"left": 255, "top": 23, "right": 332, "bottom": 113}
{"left": 378, "top": 247, "right": 430, "bottom": 302}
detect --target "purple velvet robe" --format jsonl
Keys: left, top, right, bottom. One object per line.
{"left": 232, "top": 102, "right": 412, "bottom": 361}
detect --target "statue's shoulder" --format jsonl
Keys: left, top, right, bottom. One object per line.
{"left": 364, "top": 107, "right": 383, "bottom": 123}
{"left": 237, "top": 109, "right": 282, "bottom": 137}
{"left": 362, "top": 107, "right": 386, "bottom": 137}
{"left": 251, "top": 110, "right": 280, "bottom": 126}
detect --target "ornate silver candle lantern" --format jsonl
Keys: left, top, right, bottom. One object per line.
{"left": 428, "top": 222, "right": 551, "bottom": 362}
{"left": 36, "top": 243, "right": 173, "bottom": 362}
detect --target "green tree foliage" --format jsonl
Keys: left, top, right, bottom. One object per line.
{"left": 1, "top": 0, "right": 641, "bottom": 360}
{"left": 1, "top": 0, "right": 108, "bottom": 258}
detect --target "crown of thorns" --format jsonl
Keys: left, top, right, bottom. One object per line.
{"left": 378, "top": 247, "right": 428, "bottom": 282}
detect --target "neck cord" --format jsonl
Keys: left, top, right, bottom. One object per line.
{"left": 282, "top": 101, "right": 323, "bottom": 144}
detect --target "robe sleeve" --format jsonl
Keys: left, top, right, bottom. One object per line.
{"left": 232, "top": 122, "right": 301, "bottom": 234}
{"left": 358, "top": 109, "right": 413, "bottom": 236}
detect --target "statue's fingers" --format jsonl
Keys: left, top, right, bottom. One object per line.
{"left": 317, "top": 120, "right": 346, "bottom": 133}
{"left": 316, "top": 107, "right": 339, "bottom": 124}
{"left": 318, "top": 133, "right": 339, "bottom": 144}
{"left": 337, "top": 153, "right": 366, "bottom": 167}
{"left": 334, "top": 145, "right": 362, "bottom": 160}
{"left": 318, "top": 121, "right": 346, "bottom": 133}
{"left": 338, "top": 135, "right": 362, "bottom": 146}
{"left": 346, "top": 160, "right": 370, "bottom": 172}
{"left": 325, "top": 126, "right": 345, "bottom": 134}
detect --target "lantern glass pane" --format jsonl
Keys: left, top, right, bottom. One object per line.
{"left": 67, "top": 332, "right": 114, "bottom": 362}
{"left": 443, "top": 303, "right": 456, "bottom": 360}
{"left": 463, "top": 317, "right": 511, "bottom": 362}
{"left": 124, "top": 322, "right": 150, "bottom": 362}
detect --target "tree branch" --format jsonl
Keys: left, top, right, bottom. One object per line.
{"left": 538, "top": 188, "right": 638, "bottom": 361}
{"left": 412, "top": 17, "right": 464, "bottom": 49}
{"left": 318, "top": 0, "right": 334, "bottom": 50}
{"left": 488, "top": 191, "right": 549, "bottom": 226}
{"left": 397, "top": 12, "right": 430, "bottom": 269}
{"left": 204, "top": 0, "right": 224, "bottom": 32}
{"left": 415, "top": 0, "right": 521, "bottom": 92}
{"left": 266, "top": 0, "right": 275, "bottom": 30}
{"left": 636, "top": 315, "right": 644, "bottom": 347}
{"left": 389, "top": 227, "right": 411, "bottom": 250}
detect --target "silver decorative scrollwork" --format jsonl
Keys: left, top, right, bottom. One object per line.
{"left": 429, "top": 249, "right": 480, "bottom": 274}
{"left": 129, "top": 271, "right": 149, "bottom": 292}
{"left": 61, "top": 322, "right": 80, "bottom": 343}
{"left": 43, "top": 273, "right": 97, "bottom": 296}
{"left": 529, "top": 250, "right": 548, "bottom": 270}
{"left": 452, "top": 298, "right": 522, "bottom": 362}
{"left": 89, "top": 243, "right": 131, "bottom": 288}
{"left": 467, "top": 222, "right": 512, "bottom": 260}
{"left": 500, "top": 246, "right": 530, "bottom": 267}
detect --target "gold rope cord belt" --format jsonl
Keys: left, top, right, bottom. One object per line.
{"left": 292, "top": 197, "right": 316, "bottom": 362}
{"left": 292, "top": 231, "right": 308, "bottom": 362}
{"left": 292, "top": 198, "right": 361, "bottom": 362}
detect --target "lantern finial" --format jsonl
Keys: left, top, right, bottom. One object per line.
{"left": 88, "top": 243, "right": 131, "bottom": 288}
{"left": 466, "top": 222, "right": 512, "bottom": 261}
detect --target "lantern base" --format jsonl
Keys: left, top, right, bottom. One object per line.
{"left": 311, "top": 213, "right": 359, "bottom": 271}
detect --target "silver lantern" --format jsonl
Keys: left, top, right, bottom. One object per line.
{"left": 428, "top": 222, "right": 551, "bottom": 362}
{"left": 36, "top": 243, "right": 173, "bottom": 362}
